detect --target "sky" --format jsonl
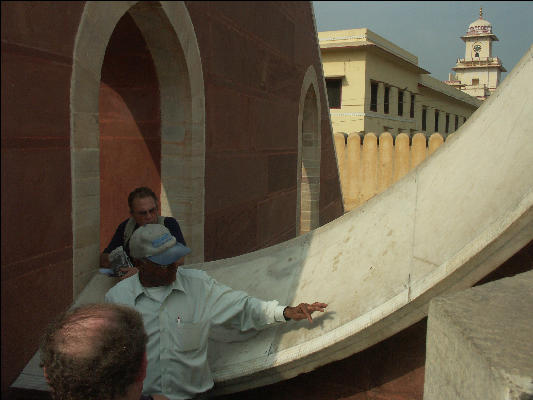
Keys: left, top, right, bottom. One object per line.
{"left": 312, "top": 1, "right": 533, "bottom": 82}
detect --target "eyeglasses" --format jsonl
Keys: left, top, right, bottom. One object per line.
{"left": 134, "top": 207, "right": 157, "bottom": 216}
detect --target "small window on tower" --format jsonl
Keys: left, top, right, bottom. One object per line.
{"left": 472, "top": 78, "right": 479, "bottom": 86}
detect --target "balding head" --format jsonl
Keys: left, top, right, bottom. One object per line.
{"left": 40, "top": 304, "right": 147, "bottom": 400}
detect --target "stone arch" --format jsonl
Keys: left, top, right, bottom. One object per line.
{"left": 296, "top": 65, "right": 321, "bottom": 235}
{"left": 70, "top": 1, "right": 205, "bottom": 297}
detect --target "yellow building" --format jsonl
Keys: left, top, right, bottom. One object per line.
{"left": 318, "top": 28, "right": 481, "bottom": 137}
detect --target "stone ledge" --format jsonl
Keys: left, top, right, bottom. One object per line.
{"left": 424, "top": 270, "right": 533, "bottom": 400}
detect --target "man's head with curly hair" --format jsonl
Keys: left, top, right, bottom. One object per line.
{"left": 40, "top": 303, "right": 148, "bottom": 400}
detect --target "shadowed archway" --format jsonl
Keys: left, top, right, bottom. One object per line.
{"left": 70, "top": 1, "right": 205, "bottom": 297}
{"left": 99, "top": 10, "right": 162, "bottom": 251}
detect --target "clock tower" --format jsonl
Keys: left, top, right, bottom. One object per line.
{"left": 445, "top": 8, "right": 506, "bottom": 100}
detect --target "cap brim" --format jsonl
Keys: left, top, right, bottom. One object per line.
{"left": 147, "top": 243, "right": 192, "bottom": 265}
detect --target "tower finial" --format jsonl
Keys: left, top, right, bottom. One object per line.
{"left": 479, "top": 7, "right": 483, "bottom": 19}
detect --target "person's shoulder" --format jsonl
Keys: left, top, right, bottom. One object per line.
{"left": 105, "top": 275, "right": 139, "bottom": 303}
{"left": 178, "top": 268, "right": 211, "bottom": 283}
{"left": 179, "top": 268, "right": 209, "bottom": 278}
{"left": 117, "top": 218, "right": 130, "bottom": 229}
{"left": 163, "top": 216, "right": 178, "bottom": 225}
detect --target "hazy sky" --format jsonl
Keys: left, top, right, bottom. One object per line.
{"left": 312, "top": 1, "right": 533, "bottom": 82}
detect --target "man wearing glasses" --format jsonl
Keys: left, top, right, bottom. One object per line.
{"left": 105, "top": 224, "right": 327, "bottom": 400}
{"left": 100, "top": 187, "right": 186, "bottom": 279}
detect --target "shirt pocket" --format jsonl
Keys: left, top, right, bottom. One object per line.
{"left": 174, "top": 320, "right": 207, "bottom": 352}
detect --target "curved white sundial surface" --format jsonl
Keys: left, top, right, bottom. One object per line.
{"left": 13, "top": 46, "right": 533, "bottom": 395}
{"left": 199, "top": 45, "right": 533, "bottom": 394}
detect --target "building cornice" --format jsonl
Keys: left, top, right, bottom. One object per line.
{"left": 461, "top": 33, "right": 499, "bottom": 42}
{"left": 453, "top": 63, "right": 507, "bottom": 73}
{"left": 321, "top": 42, "right": 430, "bottom": 75}
{"left": 318, "top": 28, "right": 422, "bottom": 68}
{"left": 419, "top": 75, "right": 482, "bottom": 108}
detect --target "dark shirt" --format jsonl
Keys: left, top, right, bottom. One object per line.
{"left": 139, "top": 395, "right": 153, "bottom": 400}
{"left": 103, "top": 217, "right": 186, "bottom": 257}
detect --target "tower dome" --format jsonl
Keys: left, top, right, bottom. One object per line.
{"left": 467, "top": 8, "right": 492, "bottom": 35}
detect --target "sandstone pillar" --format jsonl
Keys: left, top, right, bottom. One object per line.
{"left": 344, "top": 132, "right": 361, "bottom": 211}
{"left": 360, "top": 133, "right": 378, "bottom": 204}
{"left": 334, "top": 132, "right": 347, "bottom": 206}
{"left": 411, "top": 132, "right": 427, "bottom": 169}
{"left": 403, "top": 90, "right": 411, "bottom": 118}
{"left": 390, "top": 86, "right": 398, "bottom": 116}
{"left": 378, "top": 132, "right": 394, "bottom": 194}
{"left": 428, "top": 133, "right": 444, "bottom": 156}
{"left": 394, "top": 133, "right": 410, "bottom": 182}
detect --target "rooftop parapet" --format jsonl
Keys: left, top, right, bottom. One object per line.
{"left": 318, "top": 28, "right": 419, "bottom": 67}
{"left": 420, "top": 75, "right": 482, "bottom": 107}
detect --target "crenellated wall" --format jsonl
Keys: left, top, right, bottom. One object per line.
{"left": 335, "top": 131, "right": 448, "bottom": 211}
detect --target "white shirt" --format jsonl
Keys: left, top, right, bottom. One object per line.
{"left": 105, "top": 268, "right": 287, "bottom": 400}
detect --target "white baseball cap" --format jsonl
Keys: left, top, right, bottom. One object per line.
{"left": 129, "top": 224, "right": 191, "bottom": 265}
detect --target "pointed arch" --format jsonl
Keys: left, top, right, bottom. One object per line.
{"left": 296, "top": 65, "right": 322, "bottom": 234}
{"left": 70, "top": 1, "right": 205, "bottom": 297}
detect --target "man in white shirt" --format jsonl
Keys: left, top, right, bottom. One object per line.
{"left": 105, "top": 224, "right": 327, "bottom": 400}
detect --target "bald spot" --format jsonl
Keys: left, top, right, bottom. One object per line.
{"left": 55, "top": 310, "right": 115, "bottom": 358}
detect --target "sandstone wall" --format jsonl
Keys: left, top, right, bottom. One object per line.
{"left": 335, "top": 131, "right": 448, "bottom": 211}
